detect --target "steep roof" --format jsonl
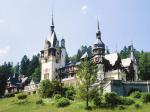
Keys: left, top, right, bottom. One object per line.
{"left": 121, "top": 58, "right": 132, "bottom": 67}
{"left": 105, "top": 53, "right": 118, "bottom": 66}
{"left": 80, "top": 52, "right": 88, "bottom": 59}
{"left": 47, "top": 31, "right": 57, "bottom": 47}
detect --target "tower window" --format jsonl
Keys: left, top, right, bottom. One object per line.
{"left": 44, "top": 73, "right": 49, "bottom": 80}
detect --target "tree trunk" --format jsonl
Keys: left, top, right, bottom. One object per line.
{"left": 86, "top": 84, "right": 89, "bottom": 109}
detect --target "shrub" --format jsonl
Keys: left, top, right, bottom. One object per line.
{"left": 134, "top": 103, "right": 141, "bottom": 109}
{"left": 38, "top": 79, "right": 53, "bottom": 98}
{"left": 131, "top": 91, "right": 141, "bottom": 99}
{"left": 105, "top": 92, "right": 119, "bottom": 107}
{"left": 142, "top": 93, "right": 150, "bottom": 103}
{"left": 55, "top": 97, "right": 70, "bottom": 107}
{"left": 53, "top": 94, "right": 62, "bottom": 100}
{"left": 119, "top": 97, "right": 134, "bottom": 105}
{"left": 93, "top": 96, "right": 102, "bottom": 107}
{"left": 36, "top": 99, "right": 43, "bottom": 104}
{"left": 118, "top": 105, "right": 126, "bottom": 110}
{"left": 4, "top": 93, "right": 15, "bottom": 98}
{"left": 17, "top": 93, "right": 27, "bottom": 100}
{"left": 65, "top": 86, "right": 75, "bottom": 100}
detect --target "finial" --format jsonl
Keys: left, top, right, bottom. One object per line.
{"left": 97, "top": 17, "right": 100, "bottom": 31}
{"left": 51, "top": 9, "right": 54, "bottom": 26}
{"left": 131, "top": 40, "right": 133, "bottom": 51}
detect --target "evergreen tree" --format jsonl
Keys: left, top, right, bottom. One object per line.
{"left": 65, "top": 52, "right": 70, "bottom": 65}
{"left": 20, "top": 55, "right": 30, "bottom": 76}
{"left": 76, "top": 58, "right": 98, "bottom": 109}
{"left": 27, "top": 54, "right": 40, "bottom": 79}
{"left": 0, "top": 62, "right": 13, "bottom": 97}
{"left": 32, "top": 65, "right": 41, "bottom": 82}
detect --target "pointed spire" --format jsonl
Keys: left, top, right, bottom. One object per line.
{"left": 96, "top": 17, "right": 101, "bottom": 39}
{"left": 51, "top": 9, "right": 54, "bottom": 26}
{"left": 97, "top": 18, "right": 100, "bottom": 31}
{"left": 50, "top": 9, "right": 55, "bottom": 32}
{"left": 130, "top": 41, "right": 135, "bottom": 61}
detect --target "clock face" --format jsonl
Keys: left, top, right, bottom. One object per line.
{"left": 95, "top": 57, "right": 102, "bottom": 63}
{"left": 95, "top": 57, "right": 99, "bottom": 63}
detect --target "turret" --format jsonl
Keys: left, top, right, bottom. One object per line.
{"left": 93, "top": 19, "right": 105, "bottom": 63}
{"left": 61, "top": 38, "right": 65, "bottom": 48}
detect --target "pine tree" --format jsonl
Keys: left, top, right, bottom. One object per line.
{"left": 20, "top": 55, "right": 30, "bottom": 76}
{"left": 76, "top": 58, "right": 98, "bottom": 109}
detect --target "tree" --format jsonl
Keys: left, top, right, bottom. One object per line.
{"left": 65, "top": 52, "right": 70, "bottom": 65}
{"left": 27, "top": 54, "right": 40, "bottom": 79}
{"left": 139, "top": 52, "right": 150, "bottom": 80}
{"left": 0, "top": 62, "right": 13, "bottom": 97}
{"left": 32, "top": 65, "right": 41, "bottom": 82}
{"left": 20, "top": 55, "right": 30, "bottom": 76}
{"left": 38, "top": 79, "right": 53, "bottom": 98}
{"left": 76, "top": 58, "right": 98, "bottom": 109}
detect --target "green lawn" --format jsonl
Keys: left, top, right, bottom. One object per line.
{"left": 0, "top": 94, "right": 150, "bottom": 112}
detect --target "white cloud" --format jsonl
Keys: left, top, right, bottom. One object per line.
{"left": 0, "top": 46, "right": 10, "bottom": 55}
{"left": 81, "top": 5, "right": 88, "bottom": 15}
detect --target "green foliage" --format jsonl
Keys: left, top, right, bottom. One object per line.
{"left": 118, "top": 105, "right": 126, "bottom": 110}
{"left": 120, "top": 45, "right": 150, "bottom": 80}
{"left": 93, "top": 95, "right": 102, "bottom": 107}
{"left": 0, "top": 62, "right": 13, "bottom": 97}
{"left": 51, "top": 80, "right": 64, "bottom": 95}
{"left": 142, "top": 93, "right": 150, "bottom": 103}
{"left": 69, "top": 45, "right": 92, "bottom": 63}
{"left": 53, "top": 94, "right": 62, "bottom": 100}
{"left": 32, "top": 65, "right": 41, "bottom": 82}
{"left": 38, "top": 79, "right": 53, "bottom": 98}
{"left": 76, "top": 58, "right": 98, "bottom": 108}
{"left": 36, "top": 99, "right": 43, "bottom": 104}
{"left": 55, "top": 97, "right": 70, "bottom": 107}
{"left": 65, "top": 86, "right": 75, "bottom": 100}
{"left": 4, "top": 93, "right": 15, "bottom": 98}
{"left": 134, "top": 103, "right": 141, "bottom": 109}
{"left": 20, "top": 55, "right": 30, "bottom": 76}
{"left": 138, "top": 52, "right": 150, "bottom": 80}
{"left": 17, "top": 93, "right": 27, "bottom": 100}
{"left": 131, "top": 91, "right": 141, "bottom": 99}
{"left": 105, "top": 92, "right": 119, "bottom": 107}
{"left": 119, "top": 97, "right": 134, "bottom": 105}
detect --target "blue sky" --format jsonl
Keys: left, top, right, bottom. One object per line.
{"left": 0, "top": 0, "right": 150, "bottom": 64}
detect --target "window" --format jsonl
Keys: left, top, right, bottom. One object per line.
{"left": 44, "top": 73, "right": 49, "bottom": 80}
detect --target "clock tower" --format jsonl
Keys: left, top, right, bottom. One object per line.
{"left": 92, "top": 19, "right": 105, "bottom": 80}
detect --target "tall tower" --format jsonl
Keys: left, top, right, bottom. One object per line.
{"left": 60, "top": 38, "right": 66, "bottom": 68}
{"left": 92, "top": 19, "right": 105, "bottom": 80}
{"left": 130, "top": 42, "right": 138, "bottom": 81}
{"left": 40, "top": 13, "right": 61, "bottom": 81}
{"left": 93, "top": 19, "right": 105, "bottom": 63}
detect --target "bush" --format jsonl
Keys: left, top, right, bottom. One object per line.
{"left": 17, "top": 93, "right": 27, "bottom": 100}
{"left": 38, "top": 79, "right": 54, "bottom": 98}
{"left": 53, "top": 94, "right": 62, "bottom": 100}
{"left": 4, "top": 93, "right": 15, "bottom": 98}
{"left": 93, "top": 96, "right": 102, "bottom": 107}
{"left": 36, "top": 99, "right": 43, "bottom": 104}
{"left": 134, "top": 103, "right": 141, "bottom": 109}
{"left": 119, "top": 97, "right": 134, "bottom": 105}
{"left": 142, "top": 93, "right": 150, "bottom": 103}
{"left": 65, "top": 86, "right": 75, "bottom": 100}
{"left": 118, "top": 105, "right": 126, "bottom": 110}
{"left": 105, "top": 92, "right": 119, "bottom": 107}
{"left": 55, "top": 97, "right": 70, "bottom": 107}
{"left": 131, "top": 91, "right": 141, "bottom": 99}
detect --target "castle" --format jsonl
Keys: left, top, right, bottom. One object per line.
{"left": 40, "top": 14, "right": 148, "bottom": 96}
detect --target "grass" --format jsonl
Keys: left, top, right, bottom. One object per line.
{"left": 0, "top": 94, "right": 150, "bottom": 112}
